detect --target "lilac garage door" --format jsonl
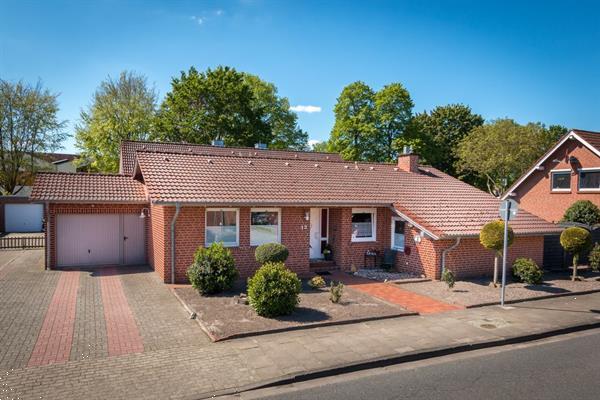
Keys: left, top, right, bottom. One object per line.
{"left": 56, "top": 214, "right": 145, "bottom": 267}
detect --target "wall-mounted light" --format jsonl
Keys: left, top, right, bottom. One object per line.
{"left": 139, "top": 208, "right": 150, "bottom": 219}
{"left": 304, "top": 211, "right": 310, "bottom": 221}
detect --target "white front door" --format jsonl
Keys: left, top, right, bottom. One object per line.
{"left": 309, "top": 208, "right": 322, "bottom": 259}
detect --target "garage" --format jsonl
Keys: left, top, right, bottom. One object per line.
{"left": 56, "top": 214, "right": 145, "bottom": 267}
{"left": 5, "top": 203, "right": 44, "bottom": 232}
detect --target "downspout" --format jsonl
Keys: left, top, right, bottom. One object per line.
{"left": 45, "top": 201, "right": 50, "bottom": 270}
{"left": 170, "top": 203, "right": 181, "bottom": 284}
{"left": 440, "top": 237, "right": 461, "bottom": 278}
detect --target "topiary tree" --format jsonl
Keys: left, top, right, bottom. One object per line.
{"left": 560, "top": 227, "right": 592, "bottom": 281}
{"left": 247, "top": 262, "right": 301, "bottom": 317}
{"left": 589, "top": 243, "right": 600, "bottom": 273}
{"left": 512, "top": 258, "right": 543, "bottom": 284}
{"left": 255, "top": 243, "right": 289, "bottom": 265}
{"left": 186, "top": 242, "right": 238, "bottom": 294}
{"left": 562, "top": 200, "right": 600, "bottom": 226}
{"left": 480, "top": 220, "right": 515, "bottom": 286}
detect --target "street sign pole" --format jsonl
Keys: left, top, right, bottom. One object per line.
{"left": 500, "top": 201, "right": 510, "bottom": 307}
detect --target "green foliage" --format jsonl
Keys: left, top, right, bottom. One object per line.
{"left": 75, "top": 71, "right": 157, "bottom": 173}
{"left": 329, "top": 81, "right": 413, "bottom": 162}
{"left": 329, "top": 281, "right": 344, "bottom": 303}
{"left": 480, "top": 220, "right": 515, "bottom": 252}
{"left": 308, "top": 275, "right": 326, "bottom": 289}
{"left": 588, "top": 243, "right": 600, "bottom": 272}
{"left": 512, "top": 258, "right": 543, "bottom": 284}
{"left": 186, "top": 243, "right": 238, "bottom": 295}
{"left": 247, "top": 262, "right": 301, "bottom": 317}
{"left": 441, "top": 269, "right": 456, "bottom": 289}
{"left": 456, "top": 119, "right": 560, "bottom": 196}
{"left": 562, "top": 200, "right": 600, "bottom": 226}
{"left": 396, "top": 104, "right": 483, "bottom": 178}
{"left": 560, "top": 227, "right": 592, "bottom": 280}
{"left": 0, "top": 79, "right": 67, "bottom": 195}
{"left": 255, "top": 243, "right": 289, "bottom": 265}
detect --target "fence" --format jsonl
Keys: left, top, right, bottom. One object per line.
{"left": 0, "top": 235, "right": 45, "bottom": 249}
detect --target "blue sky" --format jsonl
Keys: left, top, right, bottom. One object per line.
{"left": 1, "top": 0, "right": 599, "bottom": 153}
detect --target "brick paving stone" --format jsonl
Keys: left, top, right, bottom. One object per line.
{"left": 99, "top": 268, "right": 144, "bottom": 357}
{"left": 28, "top": 271, "right": 80, "bottom": 367}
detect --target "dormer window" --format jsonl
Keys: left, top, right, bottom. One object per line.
{"left": 551, "top": 170, "right": 570, "bottom": 191}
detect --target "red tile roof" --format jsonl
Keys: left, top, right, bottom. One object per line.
{"left": 119, "top": 140, "right": 342, "bottom": 175}
{"left": 134, "top": 151, "right": 561, "bottom": 238}
{"left": 572, "top": 129, "right": 600, "bottom": 153}
{"left": 30, "top": 172, "right": 147, "bottom": 203}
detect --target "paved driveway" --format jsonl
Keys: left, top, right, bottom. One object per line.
{"left": 0, "top": 250, "right": 208, "bottom": 371}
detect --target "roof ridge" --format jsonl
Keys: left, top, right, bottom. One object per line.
{"left": 122, "top": 139, "right": 340, "bottom": 156}
{"left": 572, "top": 128, "right": 600, "bottom": 135}
{"left": 134, "top": 149, "right": 401, "bottom": 167}
{"left": 35, "top": 171, "right": 131, "bottom": 177}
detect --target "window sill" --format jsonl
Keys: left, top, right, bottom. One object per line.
{"left": 578, "top": 189, "right": 600, "bottom": 193}
{"left": 551, "top": 190, "right": 571, "bottom": 193}
{"left": 351, "top": 238, "right": 377, "bottom": 243}
{"left": 206, "top": 243, "right": 239, "bottom": 248}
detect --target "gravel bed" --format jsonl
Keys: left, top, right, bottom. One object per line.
{"left": 399, "top": 270, "right": 600, "bottom": 307}
{"left": 174, "top": 279, "right": 411, "bottom": 341}
{"left": 353, "top": 268, "right": 418, "bottom": 282}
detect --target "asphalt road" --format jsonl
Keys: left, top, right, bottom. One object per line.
{"left": 233, "top": 329, "right": 600, "bottom": 400}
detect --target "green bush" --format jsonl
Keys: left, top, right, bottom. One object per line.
{"left": 329, "top": 281, "right": 344, "bottom": 303}
{"left": 441, "top": 269, "right": 456, "bottom": 289}
{"left": 247, "top": 262, "right": 301, "bottom": 317}
{"left": 308, "top": 275, "right": 326, "bottom": 289}
{"left": 588, "top": 243, "right": 600, "bottom": 272}
{"left": 255, "top": 243, "right": 289, "bottom": 265}
{"left": 562, "top": 200, "right": 600, "bottom": 226}
{"left": 479, "top": 220, "right": 515, "bottom": 251}
{"left": 512, "top": 258, "right": 543, "bottom": 284}
{"left": 186, "top": 242, "right": 238, "bottom": 295}
{"left": 560, "top": 227, "right": 592, "bottom": 255}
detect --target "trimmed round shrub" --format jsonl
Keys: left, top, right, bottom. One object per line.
{"left": 247, "top": 262, "right": 301, "bottom": 317}
{"left": 255, "top": 243, "right": 289, "bottom": 265}
{"left": 512, "top": 258, "right": 543, "bottom": 284}
{"left": 560, "top": 227, "right": 592, "bottom": 255}
{"left": 589, "top": 243, "right": 600, "bottom": 272}
{"left": 480, "top": 220, "right": 514, "bottom": 252}
{"left": 186, "top": 242, "right": 238, "bottom": 295}
{"left": 563, "top": 200, "right": 600, "bottom": 226}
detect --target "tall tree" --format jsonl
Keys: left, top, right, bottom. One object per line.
{"left": 373, "top": 83, "right": 413, "bottom": 162}
{"left": 0, "top": 79, "right": 67, "bottom": 195}
{"left": 75, "top": 71, "right": 157, "bottom": 172}
{"left": 242, "top": 74, "right": 308, "bottom": 150}
{"left": 328, "top": 82, "right": 376, "bottom": 161}
{"left": 153, "top": 66, "right": 271, "bottom": 147}
{"left": 456, "top": 119, "right": 557, "bottom": 196}
{"left": 397, "top": 104, "right": 483, "bottom": 176}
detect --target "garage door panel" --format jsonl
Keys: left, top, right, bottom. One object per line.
{"left": 5, "top": 204, "right": 43, "bottom": 232}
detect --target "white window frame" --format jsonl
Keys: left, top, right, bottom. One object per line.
{"left": 550, "top": 169, "right": 571, "bottom": 192}
{"left": 351, "top": 208, "right": 377, "bottom": 242}
{"left": 578, "top": 168, "right": 600, "bottom": 192}
{"left": 205, "top": 208, "right": 240, "bottom": 247}
{"left": 250, "top": 208, "right": 282, "bottom": 246}
{"left": 391, "top": 217, "right": 405, "bottom": 252}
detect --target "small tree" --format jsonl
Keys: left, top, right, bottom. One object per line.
{"left": 560, "top": 227, "right": 592, "bottom": 281}
{"left": 562, "top": 200, "right": 600, "bottom": 226}
{"left": 589, "top": 243, "right": 600, "bottom": 273}
{"left": 480, "top": 220, "right": 514, "bottom": 286}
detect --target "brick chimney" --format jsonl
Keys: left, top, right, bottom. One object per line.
{"left": 397, "top": 146, "right": 419, "bottom": 173}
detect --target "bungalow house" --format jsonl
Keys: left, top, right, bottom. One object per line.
{"left": 502, "top": 129, "right": 600, "bottom": 268}
{"left": 30, "top": 140, "right": 561, "bottom": 283}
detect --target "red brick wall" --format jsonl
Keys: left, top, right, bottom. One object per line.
{"left": 513, "top": 140, "right": 600, "bottom": 223}
{"left": 395, "top": 226, "right": 441, "bottom": 279}
{"left": 47, "top": 203, "right": 148, "bottom": 268}
{"left": 152, "top": 205, "right": 311, "bottom": 283}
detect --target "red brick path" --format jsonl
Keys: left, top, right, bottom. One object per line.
{"left": 100, "top": 268, "right": 144, "bottom": 356}
{"left": 28, "top": 271, "right": 80, "bottom": 366}
{"left": 331, "top": 272, "right": 463, "bottom": 314}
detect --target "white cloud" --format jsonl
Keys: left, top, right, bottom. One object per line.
{"left": 308, "top": 139, "right": 322, "bottom": 148}
{"left": 290, "top": 105, "right": 322, "bottom": 113}
{"left": 190, "top": 15, "right": 204, "bottom": 25}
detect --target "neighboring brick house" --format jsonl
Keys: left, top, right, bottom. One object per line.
{"left": 31, "top": 140, "right": 561, "bottom": 283}
{"left": 502, "top": 129, "right": 600, "bottom": 268}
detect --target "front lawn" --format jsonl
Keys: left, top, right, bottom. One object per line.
{"left": 173, "top": 279, "right": 412, "bottom": 341}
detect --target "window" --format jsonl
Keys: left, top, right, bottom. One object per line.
{"left": 205, "top": 209, "right": 239, "bottom": 247}
{"left": 351, "top": 208, "right": 376, "bottom": 242}
{"left": 250, "top": 208, "right": 280, "bottom": 246}
{"left": 391, "top": 218, "right": 405, "bottom": 251}
{"left": 579, "top": 169, "right": 600, "bottom": 191}
{"left": 551, "top": 171, "right": 571, "bottom": 191}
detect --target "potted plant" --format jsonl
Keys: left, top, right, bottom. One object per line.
{"left": 323, "top": 244, "right": 333, "bottom": 261}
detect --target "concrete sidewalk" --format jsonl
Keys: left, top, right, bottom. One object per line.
{"left": 4, "top": 291, "right": 600, "bottom": 399}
